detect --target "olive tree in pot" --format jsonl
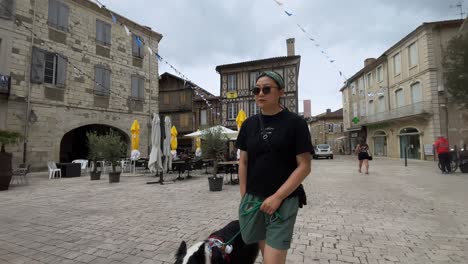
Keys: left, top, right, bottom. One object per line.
{"left": 86, "top": 131, "right": 104, "bottom": 180}
{"left": 0, "top": 130, "right": 21, "bottom": 191}
{"left": 100, "top": 131, "right": 126, "bottom": 183}
{"left": 201, "top": 127, "right": 228, "bottom": 191}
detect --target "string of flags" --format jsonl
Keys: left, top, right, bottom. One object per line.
{"left": 271, "top": 0, "right": 347, "bottom": 81}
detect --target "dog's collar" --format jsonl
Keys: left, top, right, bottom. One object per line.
{"left": 206, "top": 235, "right": 232, "bottom": 262}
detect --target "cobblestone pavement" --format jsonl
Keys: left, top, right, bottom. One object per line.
{"left": 0, "top": 156, "right": 467, "bottom": 264}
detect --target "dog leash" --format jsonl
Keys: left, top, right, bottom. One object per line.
{"left": 221, "top": 200, "right": 284, "bottom": 247}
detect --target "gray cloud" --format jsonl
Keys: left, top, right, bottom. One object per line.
{"left": 109, "top": 0, "right": 465, "bottom": 114}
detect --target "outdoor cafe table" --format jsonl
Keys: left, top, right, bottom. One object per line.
{"left": 217, "top": 161, "right": 238, "bottom": 185}
{"left": 172, "top": 160, "right": 191, "bottom": 180}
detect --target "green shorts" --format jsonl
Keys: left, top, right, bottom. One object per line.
{"left": 238, "top": 193, "right": 299, "bottom": 250}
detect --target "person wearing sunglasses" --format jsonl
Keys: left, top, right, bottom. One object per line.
{"left": 236, "top": 71, "right": 312, "bottom": 264}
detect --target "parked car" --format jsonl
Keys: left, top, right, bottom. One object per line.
{"left": 313, "top": 144, "right": 333, "bottom": 159}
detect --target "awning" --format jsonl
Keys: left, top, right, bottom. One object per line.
{"left": 335, "top": 136, "right": 348, "bottom": 140}
{"left": 345, "top": 127, "right": 362, "bottom": 132}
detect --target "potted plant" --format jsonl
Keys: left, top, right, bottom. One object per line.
{"left": 201, "top": 127, "right": 228, "bottom": 191}
{"left": 86, "top": 131, "right": 103, "bottom": 180}
{"left": 100, "top": 131, "right": 126, "bottom": 183}
{"left": 0, "top": 130, "right": 21, "bottom": 191}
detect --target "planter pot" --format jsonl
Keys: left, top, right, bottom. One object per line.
{"left": 109, "top": 172, "right": 121, "bottom": 183}
{"left": 208, "top": 176, "right": 223, "bottom": 192}
{"left": 90, "top": 171, "right": 101, "bottom": 180}
{"left": 0, "top": 152, "right": 13, "bottom": 191}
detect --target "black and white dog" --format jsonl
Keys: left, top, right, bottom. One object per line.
{"left": 175, "top": 220, "right": 259, "bottom": 264}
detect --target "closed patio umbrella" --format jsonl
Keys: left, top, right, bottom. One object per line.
{"left": 131, "top": 119, "right": 140, "bottom": 151}
{"left": 163, "top": 116, "right": 172, "bottom": 171}
{"left": 148, "top": 114, "right": 162, "bottom": 173}
{"left": 236, "top": 109, "right": 247, "bottom": 131}
{"left": 170, "top": 125, "right": 178, "bottom": 158}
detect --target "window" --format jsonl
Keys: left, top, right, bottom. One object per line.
{"left": 377, "top": 96, "right": 385, "bottom": 113}
{"left": 327, "top": 123, "right": 334, "bottom": 133}
{"left": 250, "top": 72, "right": 259, "bottom": 88}
{"left": 227, "top": 103, "right": 237, "bottom": 120}
{"left": 368, "top": 100, "right": 374, "bottom": 116}
{"left": 132, "top": 34, "right": 144, "bottom": 58}
{"left": 249, "top": 101, "right": 259, "bottom": 116}
{"left": 131, "top": 75, "right": 144, "bottom": 100}
{"left": 180, "top": 113, "right": 190, "bottom": 128}
{"left": 366, "top": 73, "right": 372, "bottom": 88}
{"left": 228, "top": 74, "right": 236, "bottom": 91}
{"left": 410, "top": 82, "right": 422, "bottom": 103}
{"left": 94, "top": 65, "right": 111, "bottom": 96}
{"left": 376, "top": 65, "right": 383, "bottom": 82}
{"left": 360, "top": 99, "right": 366, "bottom": 117}
{"left": 30, "top": 47, "right": 67, "bottom": 87}
{"left": 163, "top": 94, "right": 169, "bottom": 104}
{"left": 273, "top": 68, "right": 283, "bottom": 78}
{"left": 408, "top": 42, "right": 418, "bottom": 67}
{"left": 395, "top": 88, "right": 405, "bottom": 108}
{"left": 96, "top": 19, "right": 111, "bottom": 46}
{"left": 48, "top": 0, "right": 69, "bottom": 31}
{"left": 353, "top": 102, "right": 358, "bottom": 117}
{"left": 200, "top": 109, "right": 207, "bottom": 125}
{"left": 180, "top": 91, "right": 187, "bottom": 104}
{"left": 351, "top": 82, "right": 356, "bottom": 95}
{"left": 358, "top": 77, "right": 364, "bottom": 95}
{"left": 0, "top": 0, "right": 14, "bottom": 19}
{"left": 393, "top": 53, "right": 401, "bottom": 75}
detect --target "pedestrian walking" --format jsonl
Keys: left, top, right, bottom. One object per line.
{"left": 434, "top": 136, "right": 451, "bottom": 173}
{"left": 355, "top": 140, "right": 371, "bottom": 174}
{"left": 236, "top": 71, "right": 312, "bottom": 264}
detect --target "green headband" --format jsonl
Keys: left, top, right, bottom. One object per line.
{"left": 256, "top": 71, "right": 285, "bottom": 89}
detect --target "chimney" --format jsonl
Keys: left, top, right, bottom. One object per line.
{"left": 326, "top": 108, "right": 331, "bottom": 114}
{"left": 303, "top": 100, "right": 311, "bottom": 118}
{"left": 286, "top": 38, "right": 295, "bottom": 56}
{"left": 364, "top": 58, "right": 376, "bottom": 67}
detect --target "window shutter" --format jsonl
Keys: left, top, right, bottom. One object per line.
{"left": 30, "top": 47, "right": 45, "bottom": 83}
{"left": 94, "top": 67, "right": 102, "bottom": 95}
{"left": 139, "top": 77, "right": 144, "bottom": 98}
{"left": 104, "top": 69, "right": 110, "bottom": 96}
{"left": 96, "top": 20, "right": 103, "bottom": 43}
{"left": 48, "top": 0, "right": 58, "bottom": 26}
{"left": 0, "top": 0, "right": 14, "bottom": 18}
{"left": 56, "top": 54, "right": 67, "bottom": 87}
{"left": 58, "top": 2, "right": 69, "bottom": 30}
{"left": 105, "top": 23, "right": 111, "bottom": 45}
{"left": 131, "top": 75, "right": 138, "bottom": 97}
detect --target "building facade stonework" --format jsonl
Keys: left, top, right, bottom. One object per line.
{"left": 341, "top": 19, "right": 467, "bottom": 160}
{"left": 308, "top": 109, "right": 346, "bottom": 154}
{"left": 0, "top": 0, "right": 162, "bottom": 169}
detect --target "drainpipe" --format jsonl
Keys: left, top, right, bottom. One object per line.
{"left": 23, "top": 0, "right": 37, "bottom": 163}
{"left": 147, "top": 36, "right": 152, "bottom": 156}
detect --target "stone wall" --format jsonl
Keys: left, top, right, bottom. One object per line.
{"left": 3, "top": 0, "right": 162, "bottom": 169}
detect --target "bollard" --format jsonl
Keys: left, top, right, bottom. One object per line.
{"left": 404, "top": 146, "right": 408, "bottom": 167}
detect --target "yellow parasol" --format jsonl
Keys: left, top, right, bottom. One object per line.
{"left": 235, "top": 109, "right": 247, "bottom": 131}
{"left": 195, "top": 129, "right": 201, "bottom": 149}
{"left": 170, "top": 125, "right": 178, "bottom": 150}
{"left": 130, "top": 119, "right": 140, "bottom": 150}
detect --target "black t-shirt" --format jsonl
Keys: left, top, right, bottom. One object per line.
{"left": 235, "top": 110, "right": 313, "bottom": 198}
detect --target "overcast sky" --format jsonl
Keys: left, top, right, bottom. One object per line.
{"left": 108, "top": 0, "right": 466, "bottom": 115}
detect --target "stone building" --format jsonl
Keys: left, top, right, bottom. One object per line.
{"left": 0, "top": 0, "right": 162, "bottom": 169}
{"left": 158, "top": 72, "right": 220, "bottom": 152}
{"left": 215, "top": 38, "right": 300, "bottom": 129}
{"left": 341, "top": 19, "right": 467, "bottom": 160}
{"left": 308, "top": 108, "right": 346, "bottom": 154}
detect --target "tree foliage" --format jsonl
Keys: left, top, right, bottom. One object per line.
{"left": 0, "top": 130, "right": 21, "bottom": 153}
{"left": 200, "top": 127, "right": 228, "bottom": 178}
{"left": 87, "top": 131, "right": 127, "bottom": 173}
{"left": 442, "top": 33, "right": 468, "bottom": 109}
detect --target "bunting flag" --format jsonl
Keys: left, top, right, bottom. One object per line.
{"left": 270, "top": 0, "right": 347, "bottom": 81}
{"left": 146, "top": 46, "right": 153, "bottom": 55}
{"left": 110, "top": 12, "right": 117, "bottom": 24}
{"left": 123, "top": 24, "right": 131, "bottom": 36}
{"left": 274, "top": 0, "right": 283, "bottom": 6}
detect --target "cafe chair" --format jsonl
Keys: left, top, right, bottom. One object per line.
{"left": 11, "top": 164, "right": 30, "bottom": 185}
{"left": 47, "top": 161, "right": 62, "bottom": 179}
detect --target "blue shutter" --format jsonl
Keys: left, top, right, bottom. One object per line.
{"left": 139, "top": 77, "right": 145, "bottom": 99}
{"left": 131, "top": 75, "right": 138, "bottom": 97}
{"left": 30, "top": 47, "right": 45, "bottom": 83}
{"left": 56, "top": 54, "right": 67, "bottom": 87}
{"left": 58, "top": 2, "right": 69, "bottom": 30}
{"left": 48, "top": 0, "right": 58, "bottom": 27}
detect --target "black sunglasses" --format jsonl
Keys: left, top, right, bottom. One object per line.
{"left": 251, "top": 86, "right": 277, "bottom": 95}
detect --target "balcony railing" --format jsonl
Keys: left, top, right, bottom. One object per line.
{"left": 365, "top": 101, "right": 432, "bottom": 124}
